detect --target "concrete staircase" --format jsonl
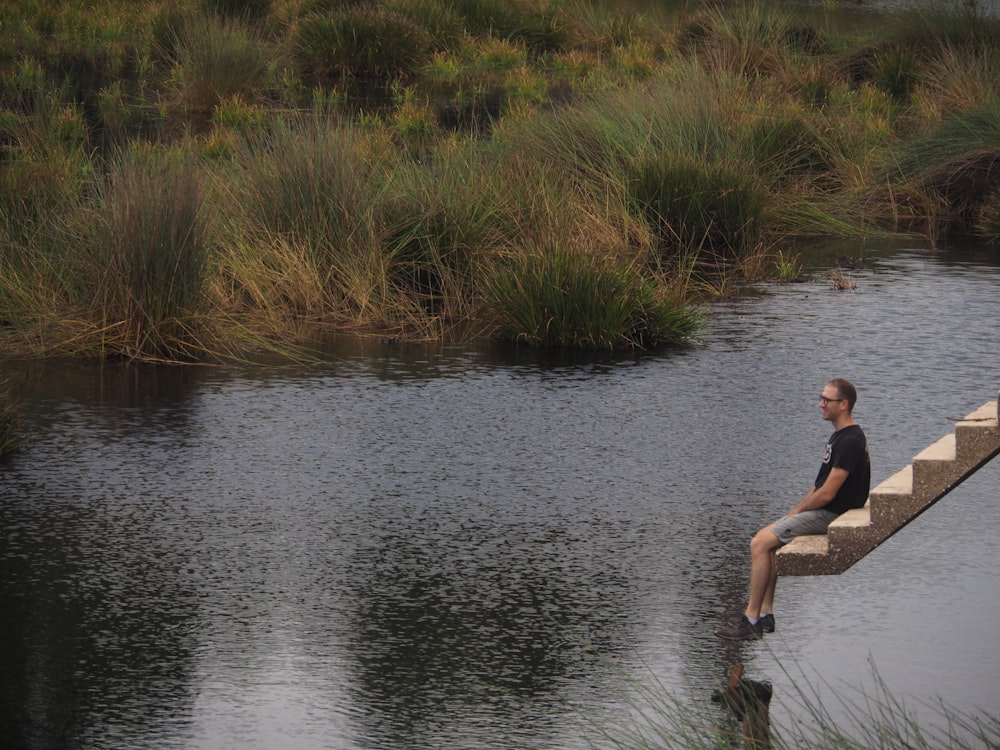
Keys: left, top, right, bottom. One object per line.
{"left": 776, "top": 391, "right": 1000, "bottom": 576}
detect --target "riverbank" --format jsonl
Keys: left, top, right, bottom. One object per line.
{"left": 1, "top": 0, "right": 998, "bottom": 360}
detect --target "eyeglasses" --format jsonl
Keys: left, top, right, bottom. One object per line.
{"left": 819, "top": 395, "right": 844, "bottom": 405}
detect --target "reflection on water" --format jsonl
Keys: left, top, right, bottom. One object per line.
{"left": 2, "top": 243, "right": 1000, "bottom": 750}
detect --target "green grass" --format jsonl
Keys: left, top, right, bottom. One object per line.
{"left": 209, "top": 113, "right": 439, "bottom": 341}
{"left": 978, "top": 191, "right": 1000, "bottom": 245}
{"left": 381, "top": 147, "right": 500, "bottom": 322}
{"left": 771, "top": 249, "right": 805, "bottom": 282}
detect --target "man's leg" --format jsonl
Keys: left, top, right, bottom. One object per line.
{"left": 745, "top": 524, "right": 783, "bottom": 621}
{"left": 715, "top": 524, "right": 785, "bottom": 640}
{"left": 761, "top": 549, "right": 778, "bottom": 616}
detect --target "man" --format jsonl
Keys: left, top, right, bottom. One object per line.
{"left": 715, "top": 378, "right": 871, "bottom": 640}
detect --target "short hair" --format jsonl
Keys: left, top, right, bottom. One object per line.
{"left": 828, "top": 378, "right": 858, "bottom": 412}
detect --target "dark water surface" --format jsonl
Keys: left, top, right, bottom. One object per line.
{"left": 3, "top": 243, "right": 1000, "bottom": 749}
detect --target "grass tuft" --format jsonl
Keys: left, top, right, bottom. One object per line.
{"left": 167, "top": 15, "right": 273, "bottom": 115}
{"left": 70, "top": 144, "right": 211, "bottom": 360}
{"left": 484, "top": 245, "right": 698, "bottom": 350}
{"left": 629, "top": 155, "right": 766, "bottom": 265}
{"left": 772, "top": 248, "right": 804, "bottom": 282}
{"left": 381, "top": 147, "right": 500, "bottom": 322}
{"left": 292, "top": 6, "right": 433, "bottom": 85}
{"left": 887, "top": 102, "right": 1000, "bottom": 238}
{"left": 977, "top": 191, "right": 1000, "bottom": 245}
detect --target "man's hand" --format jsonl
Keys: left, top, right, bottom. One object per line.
{"left": 790, "top": 467, "right": 850, "bottom": 515}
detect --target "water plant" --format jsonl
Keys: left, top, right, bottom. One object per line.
{"left": 827, "top": 268, "right": 856, "bottom": 290}
{"left": 772, "top": 249, "right": 804, "bottom": 282}
{"left": 484, "top": 245, "right": 698, "bottom": 350}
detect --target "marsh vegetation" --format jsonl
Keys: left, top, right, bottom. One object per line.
{"left": 1, "top": 0, "right": 998, "bottom": 360}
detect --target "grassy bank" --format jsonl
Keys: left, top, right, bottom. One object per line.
{"left": 1, "top": 0, "right": 998, "bottom": 359}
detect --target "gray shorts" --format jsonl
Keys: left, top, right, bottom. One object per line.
{"left": 771, "top": 509, "right": 840, "bottom": 544}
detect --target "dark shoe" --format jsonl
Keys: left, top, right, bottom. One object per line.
{"left": 715, "top": 615, "right": 764, "bottom": 641}
{"left": 758, "top": 613, "right": 775, "bottom": 633}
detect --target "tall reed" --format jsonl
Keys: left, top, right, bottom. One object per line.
{"left": 71, "top": 144, "right": 211, "bottom": 360}
{"left": 380, "top": 145, "right": 502, "bottom": 323}
{"left": 884, "top": 102, "right": 1000, "bottom": 238}
{"left": 629, "top": 154, "right": 766, "bottom": 264}
{"left": 167, "top": 15, "right": 273, "bottom": 115}
{"left": 214, "top": 114, "right": 394, "bottom": 333}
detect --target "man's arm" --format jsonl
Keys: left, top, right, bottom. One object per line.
{"left": 788, "top": 467, "right": 850, "bottom": 515}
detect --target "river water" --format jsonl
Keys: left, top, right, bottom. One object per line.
{"left": 2, "top": 241, "right": 999, "bottom": 750}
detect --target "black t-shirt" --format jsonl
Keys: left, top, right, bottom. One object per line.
{"left": 815, "top": 424, "right": 871, "bottom": 515}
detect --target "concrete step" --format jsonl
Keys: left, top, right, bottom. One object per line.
{"left": 956, "top": 400, "right": 1000, "bottom": 461}
{"left": 776, "top": 392, "right": 1000, "bottom": 576}
{"left": 868, "top": 465, "right": 916, "bottom": 527}
{"left": 912, "top": 434, "right": 959, "bottom": 498}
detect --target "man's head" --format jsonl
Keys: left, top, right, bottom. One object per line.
{"left": 821, "top": 378, "right": 857, "bottom": 420}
